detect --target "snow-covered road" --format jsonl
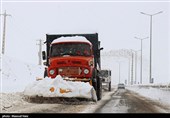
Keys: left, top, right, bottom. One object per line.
{"left": 95, "top": 89, "right": 170, "bottom": 113}
{"left": 1, "top": 86, "right": 170, "bottom": 113}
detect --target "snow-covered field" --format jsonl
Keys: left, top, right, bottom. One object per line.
{"left": 1, "top": 54, "right": 45, "bottom": 112}
{"left": 1, "top": 55, "right": 44, "bottom": 93}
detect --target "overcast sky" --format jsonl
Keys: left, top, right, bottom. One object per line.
{"left": 1, "top": 1, "right": 170, "bottom": 83}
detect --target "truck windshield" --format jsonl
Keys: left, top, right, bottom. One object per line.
{"left": 100, "top": 71, "right": 109, "bottom": 77}
{"left": 50, "top": 43, "right": 91, "bottom": 57}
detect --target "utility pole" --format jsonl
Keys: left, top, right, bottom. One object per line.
{"left": 134, "top": 50, "right": 141, "bottom": 84}
{"left": 119, "top": 62, "right": 120, "bottom": 83}
{"left": 134, "top": 37, "right": 148, "bottom": 84}
{"left": 116, "top": 61, "right": 121, "bottom": 84}
{"left": 131, "top": 51, "right": 134, "bottom": 85}
{"left": 116, "top": 60, "right": 123, "bottom": 84}
{"left": 36, "top": 39, "right": 44, "bottom": 65}
{"left": 128, "top": 51, "right": 131, "bottom": 85}
{"left": 134, "top": 51, "right": 137, "bottom": 84}
{"left": 130, "top": 49, "right": 139, "bottom": 85}
{"left": 140, "top": 11, "right": 163, "bottom": 83}
{"left": 128, "top": 58, "right": 130, "bottom": 85}
{"left": 0, "top": 10, "right": 11, "bottom": 54}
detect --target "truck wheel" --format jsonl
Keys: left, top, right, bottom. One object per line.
{"left": 108, "top": 81, "right": 111, "bottom": 91}
{"left": 96, "top": 76, "right": 102, "bottom": 101}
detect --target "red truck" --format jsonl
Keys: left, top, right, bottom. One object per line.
{"left": 42, "top": 33, "right": 103, "bottom": 100}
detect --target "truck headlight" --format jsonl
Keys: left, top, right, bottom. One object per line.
{"left": 84, "top": 69, "right": 89, "bottom": 74}
{"left": 49, "top": 69, "right": 55, "bottom": 75}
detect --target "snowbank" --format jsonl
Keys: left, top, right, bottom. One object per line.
{"left": 23, "top": 75, "right": 97, "bottom": 101}
{"left": 1, "top": 55, "right": 44, "bottom": 93}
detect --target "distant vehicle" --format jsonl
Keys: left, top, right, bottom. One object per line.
{"left": 117, "top": 83, "right": 125, "bottom": 89}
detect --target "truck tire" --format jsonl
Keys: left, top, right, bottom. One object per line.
{"left": 92, "top": 70, "right": 97, "bottom": 91}
{"left": 96, "top": 76, "right": 102, "bottom": 100}
{"left": 92, "top": 78, "right": 97, "bottom": 91}
{"left": 108, "top": 81, "right": 111, "bottom": 91}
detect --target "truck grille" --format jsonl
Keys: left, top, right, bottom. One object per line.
{"left": 58, "top": 67, "right": 81, "bottom": 75}
{"left": 57, "top": 61, "right": 66, "bottom": 64}
{"left": 72, "top": 61, "right": 81, "bottom": 64}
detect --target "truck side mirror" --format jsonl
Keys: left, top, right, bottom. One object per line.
{"left": 97, "top": 47, "right": 104, "bottom": 56}
{"left": 99, "top": 47, "right": 104, "bottom": 51}
{"left": 43, "top": 62, "right": 47, "bottom": 66}
{"left": 42, "top": 51, "right": 46, "bottom": 60}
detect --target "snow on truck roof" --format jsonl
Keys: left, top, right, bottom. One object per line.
{"left": 51, "top": 36, "right": 92, "bottom": 45}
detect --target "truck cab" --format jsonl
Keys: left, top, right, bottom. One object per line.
{"left": 47, "top": 36, "right": 94, "bottom": 81}
{"left": 99, "top": 69, "right": 112, "bottom": 91}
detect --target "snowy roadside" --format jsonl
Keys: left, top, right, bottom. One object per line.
{"left": 0, "top": 92, "right": 26, "bottom": 112}
{"left": 0, "top": 87, "right": 116, "bottom": 113}
{"left": 126, "top": 86, "right": 170, "bottom": 106}
{"left": 0, "top": 54, "right": 117, "bottom": 113}
{"left": 1, "top": 55, "right": 43, "bottom": 112}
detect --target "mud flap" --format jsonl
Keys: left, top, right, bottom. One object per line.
{"left": 96, "top": 76, "right": 102, "bottom": 100}
{"left": 108, "top": 81, "right": 111, "bottom": 91}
